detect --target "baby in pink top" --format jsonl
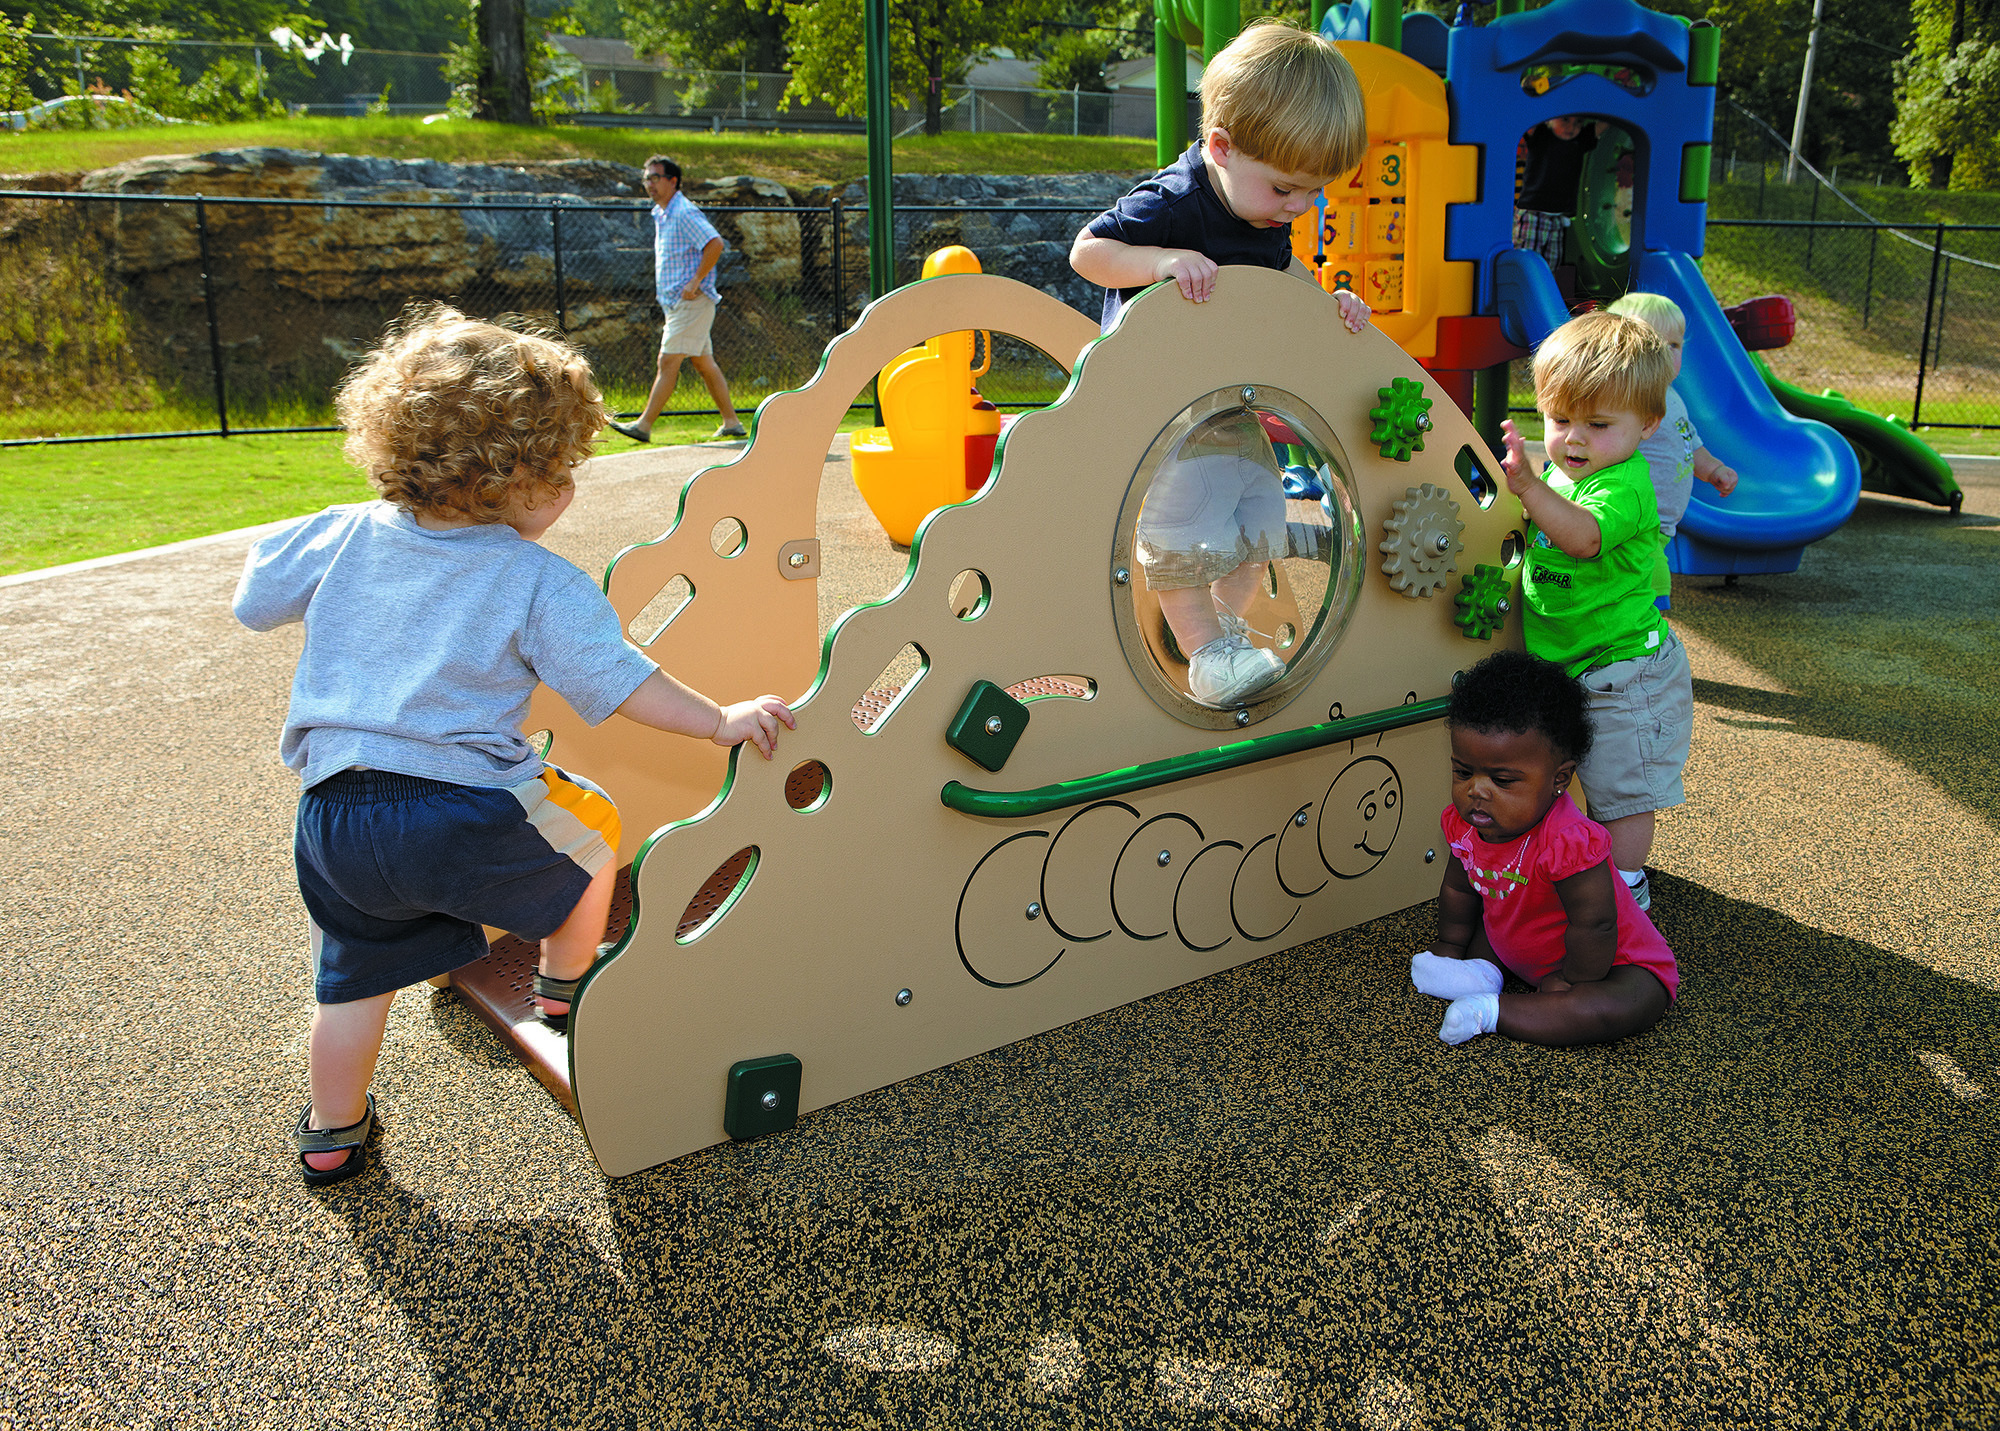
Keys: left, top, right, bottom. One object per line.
{"left": 1413, "top": 649, "right": 1679, "bottom": 1046}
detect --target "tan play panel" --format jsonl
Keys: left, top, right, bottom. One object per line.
{"left": 531, "top": 267, "right": 1522, "bottom": 1176}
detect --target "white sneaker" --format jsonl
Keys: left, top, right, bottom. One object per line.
{"left": 1187, "top": 633, "right": 1283, "bottom": 707}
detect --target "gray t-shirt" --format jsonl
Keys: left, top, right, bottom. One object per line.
{"left": 234, "top": 502, "right": 657, "bottom": 790}
{"left": 1639, "top": 386, "right": 1699, "bottom": 542}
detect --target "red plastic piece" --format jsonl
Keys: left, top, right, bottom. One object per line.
{"left": 1723, "top": 294, "right": 1795, "bottom": 351}
{"left": 1257, "top": 411, "right": 1303, "bottom": 448}
{"left": 1429, "top": 314, "right": 1528, "bottom": 371}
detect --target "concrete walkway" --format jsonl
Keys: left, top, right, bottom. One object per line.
{"left": 3, "top": 445, "right": 1995, "bottom": 1428}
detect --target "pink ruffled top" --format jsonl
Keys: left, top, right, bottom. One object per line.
{"left": 1441, "top": 792, "right": 1679, "bottom": 1001}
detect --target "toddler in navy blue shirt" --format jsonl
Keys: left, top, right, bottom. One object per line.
{"left": 1071, "top": 20, "right": 1373, "bottom": 706}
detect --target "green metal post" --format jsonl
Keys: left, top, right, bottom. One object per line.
{"left": 1156, "top": 19, "right": 1187, "bottom": 167}
{"left": 1310, "top": 0, "right": 1330, "bottom": 29}
{"left": 864, "top": 0, "right": 895, "bottom": 301}
{"left": 1203, "top": 0, "right": 1239, "bottom": 70}
{"left": 1474, "top": 362, "right": 1510, "bottom": 452}
{"left": 1368, "top": 0, "right": 1401, "bottom": 50}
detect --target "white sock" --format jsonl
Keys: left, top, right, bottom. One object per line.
{"left": 1439, "top": 993, "right": 1500, "bottom": 1046}
{"left": 1619, "top": 868, "right": 1646, "bottom": 887}
{"left": 1411, "top": 951, "right": 1505, "bottom": 1000}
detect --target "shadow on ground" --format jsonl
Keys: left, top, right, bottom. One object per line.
{"left": 317, "top": 871, "right": 1999, "bottom": 1429}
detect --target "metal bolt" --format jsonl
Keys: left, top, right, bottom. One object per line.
{"left": 1433, "top": 533, "right": 1452, "bottom": 554}
{"left": 1026, "top": 902, "right": 1041, "bottom": 920}
{"left": 1157, "top": 850, "right": 1172, "bottom": 867}
{"left": 1294, "top": 810, "right": 1310, "bottom": 827}
{"left": 1415, "top": 412, "right": 1433, "bottom": 430}
{"left": 896, "top": 987, "right": 912, "bottom": 1006}
{"left": 1496, "top": 598, "right": 1511, "bottom": 613}
{"left": 788, "top": 551, "right": 808, "bottom": 567}
{"left": 1235, "top": 709, "right": 1251, "bottom": 726}
{"left": 760, "top": 1090, "right": 780, "bottom": 1110}
{"left": 1241, "top": 386, "right": 1258, "bottom": 405}
{"left": 1425, "top": 848, "right": 1437, "bottom": 863}
{"left": 984, "top": 715, "right": 1004, "bottom": 735}
{"left": 1113, "top": 567, "right": 1131, "bottom": 585}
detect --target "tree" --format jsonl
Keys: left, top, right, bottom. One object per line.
{"left": 783, "top": 0, "right": 1066, "bottom": 136}
{"left": 470, "top": 0, "right": 531, "bottom": 122}
{"left": 1699, "top": 0, "right": 1913, "bottom": 175}
{"left": 623, "top": 0, "right": 786, "bottom": 72}
{"left": 1892, "top": 0, "right": 2000, "bottom": 188}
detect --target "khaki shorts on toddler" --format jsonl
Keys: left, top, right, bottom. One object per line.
{"left": 1575, "top": 628, "right": 1693, "bottom": 824}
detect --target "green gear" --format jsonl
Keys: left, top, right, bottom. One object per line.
{"left": 1454, "top": 563, "right": 1513, "bottom": 641}
{"left": 1368, "top": 377, "right": 1434, "bottom": 462}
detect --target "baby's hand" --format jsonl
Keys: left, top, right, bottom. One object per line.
{"left": 1498, "top": 419, "right": 1535, "bottom": 494}
{"left": 1156, "top": 249, "right": 1219, "bottom": 303}
{"left": 1333, "top": 288, "right": 1372, "bottom": 334}
{"left": 712, "top": 695, "right": 797, "bottom": 759}
{"left": 1702, "top": 462, "right": 1739, "bottom": 497}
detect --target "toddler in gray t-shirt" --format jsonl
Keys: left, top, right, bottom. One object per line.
{"left": 1605, "top": 293, "right": 1740, "bottom": 605}
{"left": 235, "top": 304, "right": 795, "bottom": 1187}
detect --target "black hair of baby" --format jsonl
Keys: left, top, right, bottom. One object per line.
{"left": 1447, "top": 650, "right": 1594, "bottom": 766}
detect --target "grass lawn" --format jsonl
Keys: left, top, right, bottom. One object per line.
{"left": 0, "top": 407, "right": 892, "bottom": 579}
{"left": 0, "top": 120, "right": 1155, "bottom": 189}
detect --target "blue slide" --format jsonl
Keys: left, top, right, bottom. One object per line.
{"left": 1491, "top": 248, "right": 1862, "bottom": 577}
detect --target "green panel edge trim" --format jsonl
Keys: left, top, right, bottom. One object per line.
{"left": 1680, "top": 144, "right": 1712, "bottom": 204}
{"left": 941, "top": 695, "right": 1450, "bottom": 819}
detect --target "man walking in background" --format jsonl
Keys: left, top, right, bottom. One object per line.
{"left": 610, "top": 156, "right": 747, "bottom": 443}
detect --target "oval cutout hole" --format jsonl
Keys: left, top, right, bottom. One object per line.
{"left": 948, "top": 569, "right": 991, "bottom": 620}
{"left": 1455, "top": 445, "right": 1499, "bottom": 511}
{"left": 1275, "top": 622, "right": 1298, "bottom": 650}
{"left": 1005, "top": 674, "right": 1096, "bottom": 704}
{"left": 676, "top": 846, "right": 758, "bottom": 943}
{"left": 711, "top": 517, "right": 747, "bottom": 558}
{"left": 852, "top": 643, "right": 928, "bottom": 734}
{"left": 1500, "top": 530, "right": 1525, "bottom": 568}
{"left": 526, "top": 728, "right": 554, "bottom": 759}
{"left": 628, "top": 575, "right": 693, "bottom": 646}
{"left": 1263, "top": 561, "right": 1279, "bottom": 598}
{"left": 786, "top": 759, "right": 831, "bottom": 812}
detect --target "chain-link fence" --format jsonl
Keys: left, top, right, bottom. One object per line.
{"left": 0, "top": 187, "right": 1110, "bottom": 445}
{"left": 4, "top": 169, "right": 1990, "bottom": 448}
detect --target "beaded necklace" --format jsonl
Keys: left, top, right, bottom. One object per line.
{"left": 1457, "top": 823, "right": 1536, "bottom": 902}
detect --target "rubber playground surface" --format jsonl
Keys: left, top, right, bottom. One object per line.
{"left": 3, "top": 441, "right": 1995, "bottom": 1429}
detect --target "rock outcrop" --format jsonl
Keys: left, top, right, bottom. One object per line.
{"left": 3, "top": 147, "right": 1147, "bottom": 430}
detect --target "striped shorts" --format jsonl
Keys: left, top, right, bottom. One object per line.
{"left": 296, "top": 766, "right": 622, "bottom": 1004}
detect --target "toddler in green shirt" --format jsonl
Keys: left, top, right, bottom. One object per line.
{"left": 1496, "top": 311, "right": 1695, "bottom": 913}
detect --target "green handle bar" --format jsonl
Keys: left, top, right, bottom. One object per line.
{"left": 940, "top": 694, "right": 1451, "bottom": 819}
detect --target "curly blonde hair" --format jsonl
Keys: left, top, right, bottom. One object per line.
{"left": 336, "top": 303, "right": 607, "bottom": 523}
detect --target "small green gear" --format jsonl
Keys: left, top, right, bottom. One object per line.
{"left": 1368, "top": 377, "right": 1434, "bottom": 462}
{"left": 1454, "top": 563, "right": 1513, "bottom": 641}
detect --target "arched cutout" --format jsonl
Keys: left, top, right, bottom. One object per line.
{"left": 851, "top": 643, "right": 928, "bottom": 734}
{"left": 948, "top": 569, "right": 990, "bottom": 620}
{"left": 1455, "top": 445, "right": 1499, "bottom": 511}
{"left": 675, "top": 846, "right": 758, "bottom": 944}
{"left": 627, "top": 575, "right": 693, "bottom": 647}
{"left": 710, "top": 517, "right": 747, "bottom": 558}
{"left": 786, "top": 759, "right": 831, "bottom": 812}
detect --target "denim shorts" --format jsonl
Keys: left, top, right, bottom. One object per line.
{"left": 296, "top": 766, "right": 622, "bottom": 1005}
{"left": 1575, "top": 629, "right": 1694, "bottom": 824}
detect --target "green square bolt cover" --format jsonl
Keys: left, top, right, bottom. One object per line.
{"left": 945, "top": 679, "right": 1030, "bottom": 773}
{"left": 724, "top": 1054, "right": 801, "bottom": 1141}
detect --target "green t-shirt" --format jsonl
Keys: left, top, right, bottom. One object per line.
{"left": 1522, "top": 450, "right": 1669, "bottom": 676}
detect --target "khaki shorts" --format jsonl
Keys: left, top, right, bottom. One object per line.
{"left": 1575, "top": 628, "right": 1693, "bottom": 823}
{"left": 660, "top": 295, "right": 717, "bottom": 357}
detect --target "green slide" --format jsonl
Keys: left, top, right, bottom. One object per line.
{"left": 1748, "top": 352, "right": 1963, "bottom": 512}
